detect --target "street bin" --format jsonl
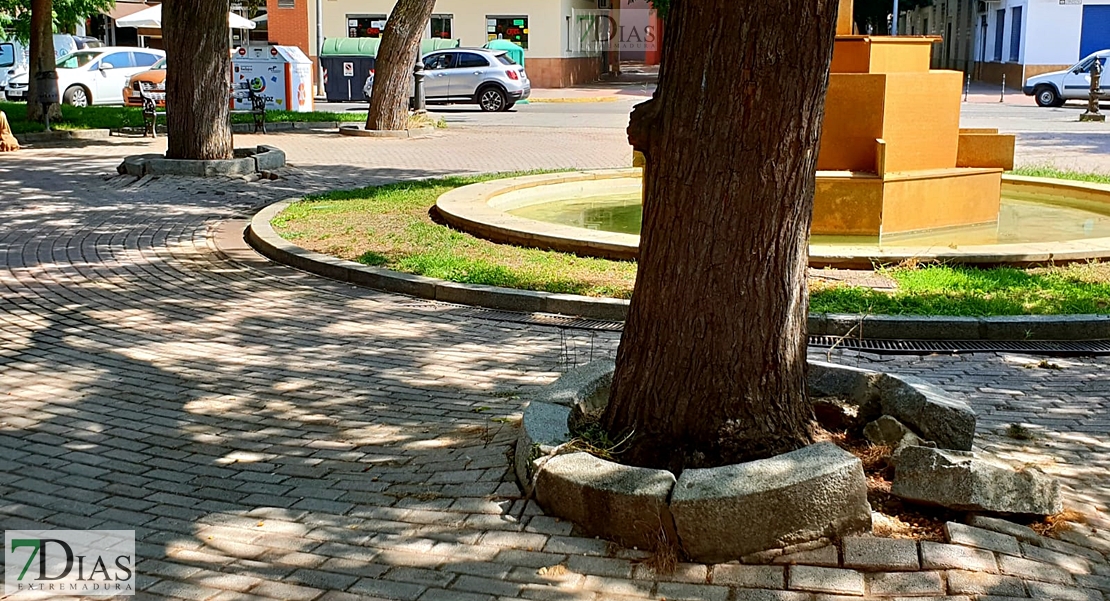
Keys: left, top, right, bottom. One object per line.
{"left": 484, "top": 39, "right": 525, "bottom": 67}
{"left": 319, "top": 37, "right": 460, "bottom": 102}
{"left": 231, "top": 45, "right": 315, "bottom": 112}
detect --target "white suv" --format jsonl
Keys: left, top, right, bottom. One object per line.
{"left": 1024, "top": 50, "right": 1110, "bottom": 107}
{"left": 5, "top": 46, "right": 164, "bottom": 106}
{"left": 365, "top": 48, "right": 530, "bottom": 112}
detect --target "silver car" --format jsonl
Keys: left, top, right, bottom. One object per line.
{"left": 364, "top": 47, "right": 530, "bottom": 112}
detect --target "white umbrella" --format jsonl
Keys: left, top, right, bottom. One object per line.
{"left": 115, "top": 5, "right": 257, "bottom": 30}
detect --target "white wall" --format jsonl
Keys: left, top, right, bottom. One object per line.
{"left": 1024, "top": 0, "right": 1082, "bottom": 65}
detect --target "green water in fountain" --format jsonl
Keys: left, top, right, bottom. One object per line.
{"left": 508, "top": 191, "right": 1110, "bottom": 246}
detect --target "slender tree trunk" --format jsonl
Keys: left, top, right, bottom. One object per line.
{"left": 163, "top": 0, "right": 233, "bottom": 160}
{"left": 26, "top": 0, "right": 61, "bottom": 123}
{"left": 366, "top": 0, "right": 435, "bottom": 131}
{"left": 602, "top": 0, "right": 839, "bottom": 473}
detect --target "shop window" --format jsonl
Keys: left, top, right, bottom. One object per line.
{"left": 487, "top": 16, "right": 528, "bottom": 49}
{"left": 431, "top": 15, "right": 453, "bottom": 39}
{"left": 348, "top": 15, "right": 387, "bottom": 38}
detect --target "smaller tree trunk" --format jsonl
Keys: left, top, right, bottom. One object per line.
{"left": 366, "top": 0, "right": 436, "bottom": 131}
{"left": 163, "top": 0, "right": 233, "bottom": 160}
{"left": 26, "top": 0, "right": 61, "bottom": 123}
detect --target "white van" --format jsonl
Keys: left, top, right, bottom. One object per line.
{"left": 1023, "top": 50, "right": 1110, "bottom": 107}
{"left": 0, "top": 40, "right": 29, "bottom": 93}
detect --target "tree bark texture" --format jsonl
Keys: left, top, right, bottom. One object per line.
{"left": 366, "top": 0, "right": 435, "bottom": 131}
{"left": 163, "top": 0, "right": 233, "bottom": 160}
{"left": 602, "top": 0, "right": 840, "bottom": 473}
{"left": 26, "top": 0, "right": 60, "bottom": 123}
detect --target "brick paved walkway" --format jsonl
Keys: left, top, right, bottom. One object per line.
{"left": 2, "top": 130, "right": 1110, "bottom": 600}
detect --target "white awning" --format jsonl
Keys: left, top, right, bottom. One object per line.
{"left": 116, "top": 5, "right": 257, "bottom": 30}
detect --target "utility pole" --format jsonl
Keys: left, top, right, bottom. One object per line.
{"left": 892, "top": 0, "right": 899, "bottom": 35}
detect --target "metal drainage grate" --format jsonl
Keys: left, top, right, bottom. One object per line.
{"left": 809, "top": 336, "right": 1110, "bottom": 356}
{"left": 448, "top": 307, "right": 1110, "bottom": 356}
{"left": 449, "top": 307, "right": 625, "bottom": 331}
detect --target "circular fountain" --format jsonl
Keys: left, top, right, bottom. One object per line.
{"left": 436, "top": 170, "right": 1110, "bottom": 268}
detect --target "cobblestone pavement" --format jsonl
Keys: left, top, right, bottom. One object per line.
{"left": 1, "top": 129, "right": 1110, "bottom": 600}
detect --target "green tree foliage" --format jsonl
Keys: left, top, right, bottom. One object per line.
{"left": 0, "top": 0, "right": 115, "bottom": 42}
{"left": 647, "top": 0, "right": 670, "bottom": 19}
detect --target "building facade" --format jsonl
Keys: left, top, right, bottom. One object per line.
{"left": 904, "top": 0, "right": 1110, "bottom": 89}
{"left": 266, "top": 0, "right": 620, "bottom": 89}
{"left": 901, "top": 0, "right": 977, "bottom": 74}
{"left": 976, "top": 0, "right": 1110, "bottom": 88}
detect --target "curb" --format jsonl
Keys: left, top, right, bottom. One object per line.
{"left": 247, "top": 200, "right": 1110, "bottom": 341}
{"left": 15, "top": 128, "right": 111, "bottom": 144}
{"left": 338, "top": 125, "right": 435, "bottom": 139}
{"left": 526, "top": 97, "right": 625, "bottom": 104}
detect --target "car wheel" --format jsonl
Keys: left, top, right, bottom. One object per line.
{"left": 1034, "top": 86, "right": 1061, "bottom": 108}
{"left": 504, "top": 101, "right": 516, "bottom": 111}
{"left": 63, "top": 85, "right": 90, "bottom": 107}
{"left": 478, "top": 86, "right": 507, "bottom": 112}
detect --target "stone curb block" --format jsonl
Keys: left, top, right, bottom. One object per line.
{"left": 671, "top": 442, "right": 872, "bottom": 563}
{"left": 247, "top": 201, "right": 1110, "bottom": 341}
{"left": 535, "top": 452, "right": 676, "bottom": 550}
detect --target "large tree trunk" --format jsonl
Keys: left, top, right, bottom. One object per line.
{"left": 366, "top": 0, "right": 435, "bottom": 131}
{"left": 26, "top": 0, "right": 61, "bottom": 123}
{"left": 163, "top": 0, "right": 233, "bottom": 160}
{"left": 601, "top": 0, "right": 839, "bottom": 473}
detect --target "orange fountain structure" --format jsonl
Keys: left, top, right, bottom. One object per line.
{"left": 812, "top": 0, "right": 1015, "bottom": 238}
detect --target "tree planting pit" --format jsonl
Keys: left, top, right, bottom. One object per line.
{"left": 117, "top": 145, "right": 286, "bottom": 178}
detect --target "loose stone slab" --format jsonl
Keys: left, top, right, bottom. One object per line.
{"left": 534, "top": 452, "right": 676, "bottom": 551}
{"left": 863, "top": 415, "right": 929, "bottom": 450}
{"left": 892, "top": 446, "right": 1062, "bottom": 515}
{"left": 671, "top": 442, "right": 871, "bottom": 563}
{"left": 875, "top": 374, "right": 976, "bottom": 450}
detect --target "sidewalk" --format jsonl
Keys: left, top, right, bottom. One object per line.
{"left": 528, "top": 81, "right": 656, "bottom": 103}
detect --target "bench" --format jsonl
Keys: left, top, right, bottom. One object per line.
{"left": 230, "top": 83, "right": 267, "bottom": 134}
{"left": 138, "top": 83, "right": 268, "bottom": 137}
{"left": 137, "top": 84, "right": 166, "bottom": 138}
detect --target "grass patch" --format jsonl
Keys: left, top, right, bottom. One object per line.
{"left": 275, "top": 176, "right": 1110, "bottom": 316}
{"left": 810, "top": 263, "right": 1110, "bottom": 316}
{"left": 0, "top": 101, "right": 364, "bottom": 134}
{"left": 1011, "top": 165, "right": 1110, "bottom": 185}
{"left": 276, "top": 173, "right": 637, "bottom": 299}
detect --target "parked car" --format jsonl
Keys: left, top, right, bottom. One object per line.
{"left": 123, "top": 57, "right": 167, "bottom": 108}
{"left": 364, "top": 48, "right": 529, "bottom": 112}
{"left": 5, "top": 46, "right": 164, "bottom": 106}
{"left": 0, "top": 39, "right": 28, "bottom": 94}
{"left": 1024, "top": 50, "right": 1110, "bottom": 107}
{"left": 1, "top": 35, "right": 102, "bottom": 95}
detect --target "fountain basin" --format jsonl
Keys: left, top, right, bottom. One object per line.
{"left": 435, "top": 170, "right": 1110, "bottom": 268}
